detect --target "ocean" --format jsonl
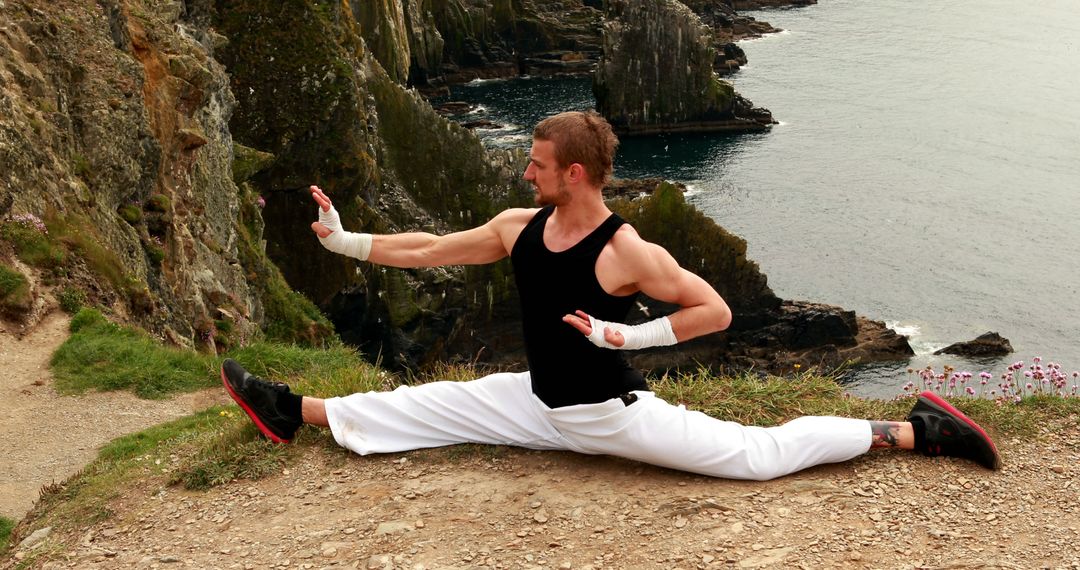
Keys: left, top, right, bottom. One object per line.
{"left": 434, "top": 0, "right": 1080, "bottom": 397}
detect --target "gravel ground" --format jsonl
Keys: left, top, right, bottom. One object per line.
{"left": 8, "top": 417, "right": 1078, "bottom": 570}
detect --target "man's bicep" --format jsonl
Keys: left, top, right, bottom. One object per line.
{"left": 635, "top": 246, "right": 715, "bottom": 307}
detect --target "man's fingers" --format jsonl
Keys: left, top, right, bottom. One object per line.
{"left": 311, "top": 222, "right": 333, "bottom": 238}
{"left": 562, "top": 314, "right": 592, "bottom": 336}
{"left": 310, "top": 185, "right": 332, "bottom": 212}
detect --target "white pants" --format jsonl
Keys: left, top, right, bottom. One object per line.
{"left": 324, "top": 372, "right": 872, "bottom": 481}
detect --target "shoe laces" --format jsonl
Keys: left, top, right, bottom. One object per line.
{"left": 249, "top": 375, "right": 291, "bottom": 394}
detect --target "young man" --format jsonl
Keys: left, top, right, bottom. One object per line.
{"left": 222, "top": 111, "right": 1000, "bottom": 480}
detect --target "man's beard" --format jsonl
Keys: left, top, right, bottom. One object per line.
{"left": 534, "top": 179, "right": 571, "bottom": 207}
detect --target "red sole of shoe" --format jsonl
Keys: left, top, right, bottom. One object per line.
{"left": 919, "top": 390, "right": 1000, "bottom": 468}
{"left": 221, "top": 366, "right": 292, "bottom": 444}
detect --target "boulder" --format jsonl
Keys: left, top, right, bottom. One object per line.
{"left": 935, "top": 332, "right": 1013, "bottom": 357}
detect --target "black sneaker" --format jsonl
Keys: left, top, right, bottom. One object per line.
{"left": 221, "top": 359, "right": 302, "bottom": 443}
{"left": 907, "top": 391, "right": 1002, "bottom": 470}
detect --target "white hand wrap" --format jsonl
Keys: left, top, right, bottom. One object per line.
{"left": 586, "top": 315, "right": 678, "bottom": 350}
{"left": 317, "top": 205, "right": 373, "bottom": 261}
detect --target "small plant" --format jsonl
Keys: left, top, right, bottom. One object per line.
{"left": 0, "top": 262, "right": 32, "bottom": 315}
{"left": 144, "top": 242, "right": 165, "bottom": 266}
{"left": 902, "top": 356, "right": 1080, "bottom": 403}
{"left": 118, "top": 203, "right": 142, "bottom": 225}
{"left": 71, "top": 152, "right": 91, "bottom": 179}
{"left": 58, "top": 286, "right": 87, "bottom": 314}
{"left": 0, "top": 515, "right": 14, "bottom": 552}
{"left": 2, "top": 213, "right": 65, "bottom": 271}
{"left": 146, "top": 193, "right": 171, "bottom": 213}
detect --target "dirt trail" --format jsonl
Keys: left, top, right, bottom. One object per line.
{"left": 0, "top": 311, "right": 227, "bottom": 520}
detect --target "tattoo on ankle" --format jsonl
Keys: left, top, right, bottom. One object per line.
{"left": 870, "top": 421, "right": 902, "bottom": 448}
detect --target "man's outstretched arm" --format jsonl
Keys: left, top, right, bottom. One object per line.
{"left": 310, "top": 185, "right": 531, "bottom": 268}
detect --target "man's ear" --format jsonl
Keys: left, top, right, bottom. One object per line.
{"left": 567, "top": 163, "right": 585, "bottom": 183}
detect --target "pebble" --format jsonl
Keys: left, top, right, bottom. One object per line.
{"left": 1051, "top": 465, "right": 1065, "bottom": 474}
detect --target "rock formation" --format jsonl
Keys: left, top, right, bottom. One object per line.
{"left": 593, "top": 0, "right": 775, "bottom": 135}
{"left": 935, "top": 332, "right": 1013, "bottom": 358}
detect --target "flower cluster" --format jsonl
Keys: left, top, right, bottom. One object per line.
{"left": 901, "top": 356, "right": 1079, "bottom": 404}
{"left": 8, "top": 213, "right": 48, "bottom": 234}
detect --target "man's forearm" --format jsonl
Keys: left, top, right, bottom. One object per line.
{"left": 666, "top": 302, "right": 732, "bottom": 343}
{"left": 366, "top": 233, "right": 441, "bottom": 268}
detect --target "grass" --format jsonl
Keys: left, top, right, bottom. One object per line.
{"left": 11, "top": 311, "right": 1080, "bottom": 565}
{"left": 0, "top": 262, "right": 31, "bottom": 315}
{"left": 50, "top": 308, "right": 213, "bottom": 398}
{"left": 0, "top": 517, "right": 14, "bottom": 553}
{"left": 1, "top": 220, "right": 65, "bottom": 271}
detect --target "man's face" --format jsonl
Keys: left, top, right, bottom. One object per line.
{"left": 523, "top": 139, "right": 571, "bottom": 207}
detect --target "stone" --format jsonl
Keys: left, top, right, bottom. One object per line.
{"left": 375, "top": 521, "right": 413, "bottom": 535}
{"left": 17, "top": 527, "right": 52, "bottom": 550}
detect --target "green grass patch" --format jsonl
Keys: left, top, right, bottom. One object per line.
{"left": 0, "top": 262, "right": 31, "bottom": 315}
{"left": 0, "top": 516, "right": 14, "bottom": 553}
{"left": 47, "top": 214, "right": 130, "bottom": 294}
{"left": 1, "top": 219, "right": 65, "bottom": 271}
{"left": 51, "top": 308, "right": 213, "bottom": 398}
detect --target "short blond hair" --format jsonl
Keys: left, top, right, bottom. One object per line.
{"left": 532, "top": 111, "right": 619, "bottom": 187}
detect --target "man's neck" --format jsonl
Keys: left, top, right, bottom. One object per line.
{"left": 547, "top": 188, "right": 610, "bottom": 235}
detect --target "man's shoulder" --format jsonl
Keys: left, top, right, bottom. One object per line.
{"left": 608, "top": 223, "right": 648, "bottom": 252}
{"left": 487, "top": 208, "right": 541, "bottom": 242}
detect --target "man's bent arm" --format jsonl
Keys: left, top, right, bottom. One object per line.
{"left": 631, "top": 242, "right": 732, "bottom": 343}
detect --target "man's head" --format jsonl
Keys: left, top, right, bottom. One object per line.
{"left": 530, "top": 111, "right": 619, "bottom": 190}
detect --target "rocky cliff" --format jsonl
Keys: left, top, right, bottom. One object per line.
{"left": 0, "top": 0, "right": 330, "bottom": 349}
{"left": 1, "top": 0, "right": 910, "bottom": 374}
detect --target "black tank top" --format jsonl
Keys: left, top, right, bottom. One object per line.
{"left": 511, "top": 206, "right": 647, "bottom": 407}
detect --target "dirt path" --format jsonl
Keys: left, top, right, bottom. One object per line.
{"left": 0, "top": 311, "right": 227, "bottom": 520}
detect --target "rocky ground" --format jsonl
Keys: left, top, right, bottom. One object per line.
{"left": 7, "top": 415, "right": 1079, "bottom": 569}
{"left": 3, "top": 311, "right": 1079, "bottom": 569}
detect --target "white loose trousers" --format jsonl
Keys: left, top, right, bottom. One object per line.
{"left": 324, "top": 371, "right": 872, "bottom": 481}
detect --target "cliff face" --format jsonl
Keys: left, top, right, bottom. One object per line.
{"left": 594, "top": 0, "right": 774, "bottom": 135}
{"left": 0, "top": 0, "right": 329, "bottom": 349}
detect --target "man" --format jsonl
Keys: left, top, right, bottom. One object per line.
{"left": 222, "top": 111, "right": 1000, "bottom": 480}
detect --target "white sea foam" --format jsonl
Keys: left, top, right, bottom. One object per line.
{"left": 886, "top": 321, "right": 921, "bottom": 337}
{"left": 467, "top": 105, "right": 488, "bottom": 114}
{"left": 683, "top": 183, "right": 701, "bottom": 197}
